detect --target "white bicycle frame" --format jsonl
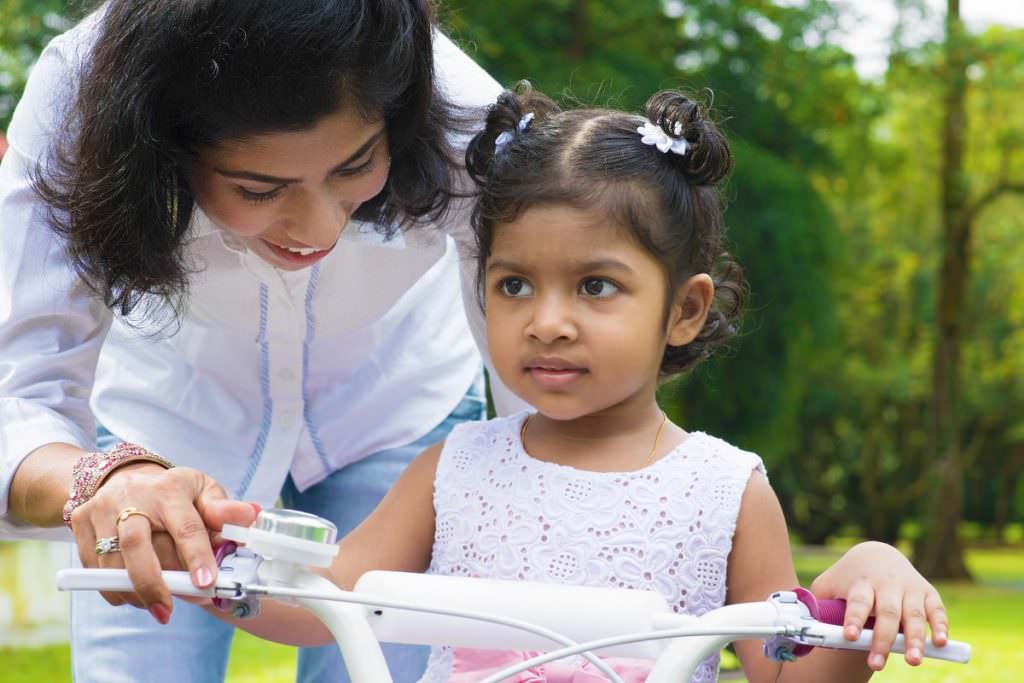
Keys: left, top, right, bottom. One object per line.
{"left": 56, "top": 511, "right": 971, "bottom": 683}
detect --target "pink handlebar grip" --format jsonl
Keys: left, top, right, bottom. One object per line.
{"left": 793, "top": 587, "right": 901, "bottom": 632}
{"left": 790, "top": 587, "right": 903, "bottom": 657}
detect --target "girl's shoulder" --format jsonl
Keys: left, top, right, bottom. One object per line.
{"left": 680, "top": 431, "right": 767, "bottom": 479}
{"left": 441, "top": 411, "right": 527, "bottom": 449}
{"left": 435, "top": 412, "right": 528, "bottom": 473}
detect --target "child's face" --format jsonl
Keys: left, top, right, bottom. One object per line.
{"left": 485, "top": 205, "right": 695, "bottom": 421}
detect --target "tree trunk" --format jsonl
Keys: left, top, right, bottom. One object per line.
{"left": 993, "top": 446, "right": 1023, "bottom": 545}
{"left": 915, "top": 0, "right": 972, "bottom": 580}
{"left": 567, "top": 0, "right": 588, "bottom": 60}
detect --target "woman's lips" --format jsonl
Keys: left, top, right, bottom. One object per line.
{"left": 260, "top": 239, "right": 335, "bottom": 266}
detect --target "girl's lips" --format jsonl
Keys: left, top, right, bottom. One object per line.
{"left": 527, "top": 366, "right": 588, "bottom": 390}
{"left": 260, "top": 239, "right": 336, "bottom": 267}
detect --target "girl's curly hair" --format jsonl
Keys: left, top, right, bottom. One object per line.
{"left": 466, "top": 84, "right": 744, "bottom": 377}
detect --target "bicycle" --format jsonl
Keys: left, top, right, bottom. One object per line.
{"left": 57, "top": 508, "right": 971, "bottom": 682}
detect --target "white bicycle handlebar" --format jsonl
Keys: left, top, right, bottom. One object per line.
{"left": 55, "top": 509, "right": 971, "bottom": 683}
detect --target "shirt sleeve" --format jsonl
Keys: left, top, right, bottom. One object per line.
{"left": 0, "top": 26, "right": 113, "bottom": 539}
{"left": 432, "top": 32, "right": 531, "bottom": 416}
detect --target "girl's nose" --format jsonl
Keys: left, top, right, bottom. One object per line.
{"left": 526, "top": 296, "right": 578, "bottom": 344}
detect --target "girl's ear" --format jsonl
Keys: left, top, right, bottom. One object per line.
{"left": 666, "top": 273, "right": 714, "bottom": 347}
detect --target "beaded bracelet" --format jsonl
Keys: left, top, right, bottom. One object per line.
{"left": 62, "top": 442, "right": 174, "bottom": 528}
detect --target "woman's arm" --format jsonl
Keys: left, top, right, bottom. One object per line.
{"left": 211, "top": 441, "right": 444, "bottom": 646}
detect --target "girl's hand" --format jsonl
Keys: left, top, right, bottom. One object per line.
{"left": 68, "top": 462, "right": 258, "bottom": 623}
{"left": 810, "top": 541, "right": 949, "bottom": 671}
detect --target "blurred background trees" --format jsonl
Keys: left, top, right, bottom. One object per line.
{"left": 2, "top": 0, "right": 1022, "bottom": 581}
{"left": 444, "top": 0, "right": 1023, "bottom": 580}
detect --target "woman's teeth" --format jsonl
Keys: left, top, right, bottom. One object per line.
{"left": 284, "top": 246, "right": 323, "bottom": 256}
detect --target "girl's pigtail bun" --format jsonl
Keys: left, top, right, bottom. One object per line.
{"left": 644, "top": 90, "right": 732, "bottom": 187}
{"left": 465, "top": 81, "right": 561, "bottom": 185}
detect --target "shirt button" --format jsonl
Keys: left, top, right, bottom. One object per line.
{"left": 278, "top": 368, "right": 297, "bottom": 382}
{"left": 279, "top": 410, "right": 298, "bottom": 428}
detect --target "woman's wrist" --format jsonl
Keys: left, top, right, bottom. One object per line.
{"left": 63, "top": 442, "right": 174, "bottom": 528}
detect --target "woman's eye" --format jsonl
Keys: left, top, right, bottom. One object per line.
{"left": 580, "top": 278, "right": 619, "bottom": 298}
{"left": 499, "top": 278, "right": 534, "bottom": 297}
{"left": 236, "top": 186, "right": 283, "bottom": 204}
{"left": 333, "top": 155, "right": 376, "bottom": 178}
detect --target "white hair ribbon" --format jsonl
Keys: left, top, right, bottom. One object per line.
{"left": 637, "top": 120, "right": 689, "bottom": 156}
{"left": 494, "top": 112, "right": 535, "bottom": 153}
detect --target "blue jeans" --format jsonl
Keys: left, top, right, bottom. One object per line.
{"left": 71, "top": 378, "right": 485, "bottom": 683}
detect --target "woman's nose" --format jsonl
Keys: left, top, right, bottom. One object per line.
{"left": 291, "top": 192, "right": 353, "bottom": 248}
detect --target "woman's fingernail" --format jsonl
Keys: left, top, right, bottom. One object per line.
{"left": 149, "top": 603, "right": 171, "bottom": 625}
{"left": 250, "top": 502, "right": 262, "bottom": 516}
{"left": 869, "top": 653, "right": 886, "bottom": 670}
{"left": 195, "top": 566, "right": 214, "bottom": 587}
{"left": 936, "top": 630, "right": 947, "bottom": 642}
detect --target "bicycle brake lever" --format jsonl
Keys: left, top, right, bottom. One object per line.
{"left": 212, "top": 544, "right": 264, "bottom": 619}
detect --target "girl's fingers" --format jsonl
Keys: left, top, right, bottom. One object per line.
{"left": 925, "top": 590, "right": 949, "bottom": 646}
{"left": 900, "top": 591, "right": 927, "bottom": 666}
{"left": 841, "top": 579, "right": 874, "bottom": 640}
{"left": 868, "top": 586, "right": 903, "bottom": 671}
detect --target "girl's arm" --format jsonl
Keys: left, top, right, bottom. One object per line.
{"left": 727, "top": 471, "right": 869, "bottom": 682}
{"left": 728, "top": 472, "right": 949, "bottom": 682}
{"left": 210, "top": 441, "right": 444, "bottom": 646}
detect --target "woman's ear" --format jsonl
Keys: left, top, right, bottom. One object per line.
{"left": 666, "top": 273, "right": 714, "bottom": 347}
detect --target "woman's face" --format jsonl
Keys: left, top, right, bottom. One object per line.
{"left": 189, "top": 106, "right": 390, "bottom": 270}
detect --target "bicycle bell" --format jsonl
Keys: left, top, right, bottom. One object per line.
{"left": 222, "top": 508, "right": 340, "bottom": 568}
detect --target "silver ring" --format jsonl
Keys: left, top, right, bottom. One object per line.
{"left": 95, "top": 535, "right": 121, "bottom": 555}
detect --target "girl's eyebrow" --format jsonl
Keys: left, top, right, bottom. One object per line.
{"left": 487, "top": 258, "right": 635, "bottom": 274}
{"left": 214, "top": 129, "right": 386, "bottom": 184}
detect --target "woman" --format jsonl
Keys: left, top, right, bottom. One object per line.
{"left": 0, "top": 2, "right": 518, "bottom": 681}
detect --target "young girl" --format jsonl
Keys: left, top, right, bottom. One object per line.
{"left": 217, "top": 87, "right": 949, "bottom": 682}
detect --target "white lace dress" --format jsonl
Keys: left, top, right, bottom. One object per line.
{"left": 418, "top": 412, "right": 765, "bottom": 683}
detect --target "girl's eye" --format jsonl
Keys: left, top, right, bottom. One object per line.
{"left": 236, "top": 186, "right": 284, "bottom": 204}
{"left": 580, "top": 277, "right": 619, "bottom": 298}
{"left": 499, "top": 277, "right": 534, "bottom": 297}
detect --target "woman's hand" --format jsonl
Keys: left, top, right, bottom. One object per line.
{"left": 810, "top": 541, "right": 949, "bottom": 671}
{"left": 68, "top": 462, "right": 258, "bottom": 623}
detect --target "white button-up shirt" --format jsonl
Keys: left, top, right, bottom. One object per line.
{"left": 0, "top": 12, "right": 520, "bottom": 540}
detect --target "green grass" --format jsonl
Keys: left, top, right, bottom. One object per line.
{"left": 3, "top": 545, "right": 1021, "bottom": 682}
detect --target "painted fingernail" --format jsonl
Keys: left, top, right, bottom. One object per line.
{"left": 869, "top": 654, "right": 885, "bottom": 670}
{"left": 909, "top": 647, "right": 922, "bottom": 661}
{"left": 250, "top": 502, "right": 262, "bottom": 516}
{"left": 149, "top": 603, "right": 171, "bottom": 625}
{"left": 195, "top": 566, "right": 214, "bottom": 587}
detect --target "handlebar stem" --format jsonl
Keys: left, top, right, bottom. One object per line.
{"left": 256, "top": 560, "right": 394, "bottom": 683}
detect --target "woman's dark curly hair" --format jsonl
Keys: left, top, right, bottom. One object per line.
{"left": 465, "top": 84, "right": 744, "bottom": 377}
{"left": 35, "top": 0, "right": 456, "bottom": 316}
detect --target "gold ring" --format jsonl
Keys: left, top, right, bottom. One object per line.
{"left": 114, "top": 507, "right": 156, "bottom": 528}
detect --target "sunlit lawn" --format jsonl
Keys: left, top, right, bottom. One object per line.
{"left": 3, "top": 546, "right": 1021, "bottom": 682}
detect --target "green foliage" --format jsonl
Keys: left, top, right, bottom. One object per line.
{"left": 0, "top": 0, "right": 77, "bottom": 130}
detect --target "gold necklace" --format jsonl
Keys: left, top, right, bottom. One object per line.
{"left": 520, "top": 412, "right": 670, "bottom": 469}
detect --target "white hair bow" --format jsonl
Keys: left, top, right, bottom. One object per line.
{"left": 637, "top": 120, "right": 689, "bottom": 156}
{"left": 494, "top": 112, "right": 535, "bottom": 153}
